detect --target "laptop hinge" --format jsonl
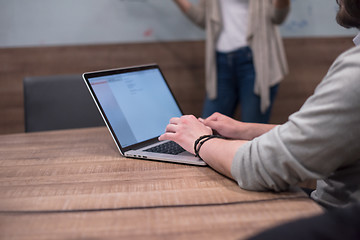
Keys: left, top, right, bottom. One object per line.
{"left": 123, "top": 138, "right": 160, "bottom": 151}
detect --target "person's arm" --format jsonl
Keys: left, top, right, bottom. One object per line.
{"left": 195, "top": 138, "right": 247, "bottom": 179}
{"left": 232, "top": 47, "right": 360, "bottom": 192}
{"left": 173, "top": 0, "right": 192, "bottom": 13}
{"left": 270, "top": 0, "right": 290, "bottom": 24}
{"left": 158, "top": 113, "right": 277, "bottom": 179}
{"left": 273, "top": 0, "right": 290, "bottom": 9}
{"left": 158, "top": 115, "right": 247, "bottom": 179}
{"left": 173, "top": 0, "right": 206, "bottom": 28}
{"left": 201, "top": 112, "right": 277, "bottom": 140}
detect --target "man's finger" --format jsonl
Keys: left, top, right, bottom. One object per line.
{"left": 169, "top": 117, "right": 180, "bottom": 124}
{"left": 159, "top": 132, "right": 175, "bottom": 141}
{"left": 165, "top": 124, "right": 178, "bottom": 133}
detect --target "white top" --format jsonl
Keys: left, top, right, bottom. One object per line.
{"left": 216, "top": 0, "right": 249, "bottom": 52}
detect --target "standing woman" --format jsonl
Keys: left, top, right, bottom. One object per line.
{"left": 173, "top": 0, "right": 290, "bottom": 123}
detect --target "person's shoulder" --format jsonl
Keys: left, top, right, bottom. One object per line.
{"left": 335, "top": 45, "right": 360, "bottom": 64}
{"left": 329, "top": 45, "right": 360, "bottom": 74}
{"left": 314, "top": 45, "right": 360, "bottom": 98}
{"left": 323, "top": 45, "right": 360, "bottom": 101}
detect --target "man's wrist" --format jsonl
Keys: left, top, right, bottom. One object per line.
{"left": 194, "top": 135, "right": 227, "bottom": 160}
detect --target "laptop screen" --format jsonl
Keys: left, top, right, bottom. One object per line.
{"left": 86, "top": 66, "right": 182, "bottom": 148}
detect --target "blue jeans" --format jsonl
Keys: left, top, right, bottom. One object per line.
{"left": 202, "top": 47, "right": 278, "bottom": 123}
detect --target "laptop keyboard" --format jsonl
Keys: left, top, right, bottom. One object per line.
{"left": 144, "top": 141, "right": 185, "bottom": 155}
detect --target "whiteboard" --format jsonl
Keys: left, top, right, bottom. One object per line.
{"left": 280, "top": 0, "right": 358, "bottom": 37}
{"left": 0, "top": 0, "right": 357, "bottom": 48}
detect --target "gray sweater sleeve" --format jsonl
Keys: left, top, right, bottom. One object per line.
{"left": 231, "top": 46, "right": 360, "bottom": 192}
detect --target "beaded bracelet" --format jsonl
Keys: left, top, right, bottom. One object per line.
{"left": 194, "top": 135, "right": 227, "bottom": 160}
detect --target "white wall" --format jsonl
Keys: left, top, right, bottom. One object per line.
{"left": 0, "top": 0, "right": 357, "bottom": 48}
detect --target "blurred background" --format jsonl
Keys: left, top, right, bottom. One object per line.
{"left": 0, "top": 0, "right": 357, "bottom": 134}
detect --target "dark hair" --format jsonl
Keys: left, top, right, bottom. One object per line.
{"left": 336, "top": 0, "right": 360, "bottom": 28}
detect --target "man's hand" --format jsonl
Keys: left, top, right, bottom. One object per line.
{"left": 159, "top": 115, "right": 212, "bottom": 154}
{"left": 200, "top": 112, "right": 245, "bottom": 139}
{"left": 202, "top": 112, "right": 278, "bottom": 140}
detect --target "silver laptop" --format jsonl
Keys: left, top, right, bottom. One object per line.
{"left": 82, "top": 64, "right": 206, "bottom": 166}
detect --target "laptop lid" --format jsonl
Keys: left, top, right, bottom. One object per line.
{"left": 82, "top": 64, "right": 204, "bottom": 165}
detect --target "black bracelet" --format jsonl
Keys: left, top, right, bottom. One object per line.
{"left": 194, "top": 135, "right": 227, "bottom": 160}
{"left": 193, "top": 135, "right": 212, "bottom": 159}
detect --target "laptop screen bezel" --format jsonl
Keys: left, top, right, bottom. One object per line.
{"left": 82, "top": 64, "right": 184, "bottom": 154}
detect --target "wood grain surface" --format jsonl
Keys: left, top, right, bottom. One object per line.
{"left": 0, "top": 127, "right": 323, "bottom": 239}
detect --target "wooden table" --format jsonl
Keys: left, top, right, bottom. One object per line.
{"left": 0, "top": 127, "right": 323, "bottom": 240}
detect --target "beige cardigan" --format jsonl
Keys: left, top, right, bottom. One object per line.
{"left": 185, "top": 0, "right": 289, "bottom": 113}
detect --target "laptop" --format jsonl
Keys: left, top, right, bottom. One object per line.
{"left": 82, "top": 64, "right": 206, "bottom": 166}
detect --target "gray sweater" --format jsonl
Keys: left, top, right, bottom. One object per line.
{"left": 231, "top": 45, "right": 360, "bottom": 208}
